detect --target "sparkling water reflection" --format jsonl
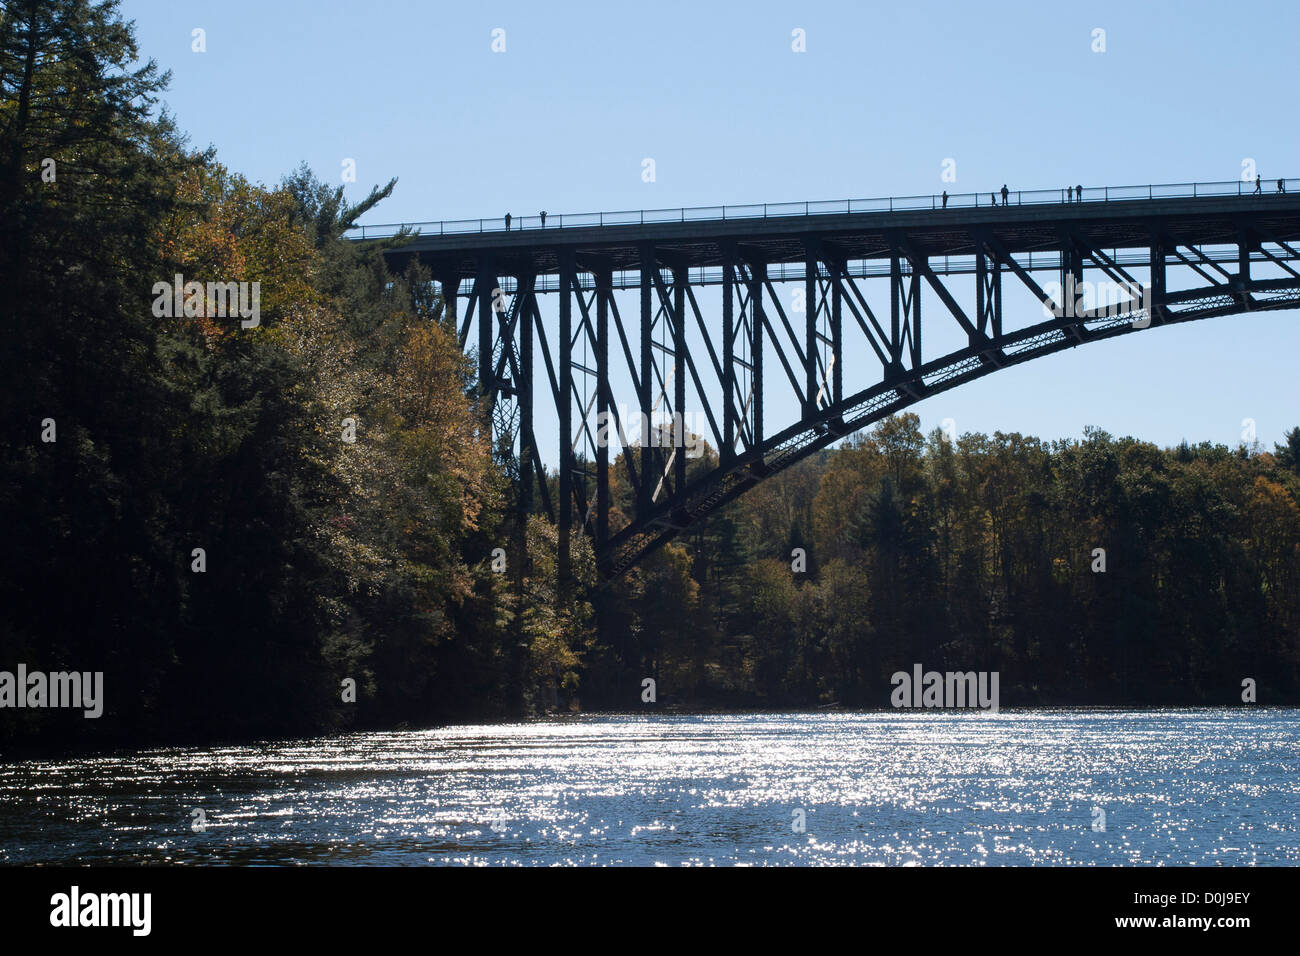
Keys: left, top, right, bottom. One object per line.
{"left": 1, "top": 710, "right": 1297, "bottom": 865}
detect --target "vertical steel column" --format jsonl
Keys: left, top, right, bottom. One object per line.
{"left": 440, "top": 273, "right": 459, "bottom": 328}
{"left": 976, "top": 243, "right": 1002, "bottom": 337}
{"left": 977, "top": 244, "right": 998, "bottom": 338}
{"left": 673, "top": 266, "right": 687, "bottom": 503}
{"left": 1238, "top": 226, "right": 1256, "bottom": 286}
{"left": 889, "top": 251, "right": 903, "bottom": 375}
{"left": 639, "top": 243, "right": 654, "bottom": 518}
{"left": 558, "top": 250, "right": 575, "bottom": 585}
{"left": 510, "top": 273, "right": 529, "bottom": 720}
{"left": 1149, "top": 233, "right": 1166, "bottom": 325}
{"left": 596, "top": 268, "right": 611, "bottom": 550}
{"left": 477, "top": 258, "right": 495, "bottom": 400}
{"left": 909, "top": 268, "right": 922, "bottom": 370}
{"left": 750, "top": 261, "right": 765, "bottom": 447}
{"left": 1063, "top": 237, "right": 1084, "bottom": 319}
{"left": 519, "top": 273, "right": 535, "bottom": 519}
{"left": 994, "top": 254, "right": 1003, "bottom": 338}
{"left": 722, "top": 246, "right": 736, "bottom": 460}
{"left": 891, "top": 247, "right": 922, "bottom": 373}
{"left": 805, "top": 242, "right": 817, "bottom": 420}
{"left": 831, "top": 257, "right": 842, "bottom": 405}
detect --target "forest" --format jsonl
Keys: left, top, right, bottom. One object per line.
{"left": 3, "top": 0, "right": 1298, "bottom": 751}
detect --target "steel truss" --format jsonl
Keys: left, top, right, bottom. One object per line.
{"left": 397, "top": 196, "right": 1300, "bottom": 581}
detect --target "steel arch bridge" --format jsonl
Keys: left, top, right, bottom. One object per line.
{"left": 357, "top": 179, "right": 1300, "bottom": 581}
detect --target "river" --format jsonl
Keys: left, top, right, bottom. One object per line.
{"left": 2, "top": 709, "right": 1296, "bottom": 865}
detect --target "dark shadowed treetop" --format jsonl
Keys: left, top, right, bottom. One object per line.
{"left": 282, "top": 162, "right": 399, "bottom": 248}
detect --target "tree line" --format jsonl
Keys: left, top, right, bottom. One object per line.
{"left": 593, "top": 418, "right": 1300, "bottom": 710}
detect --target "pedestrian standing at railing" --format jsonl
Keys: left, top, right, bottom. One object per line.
{"left": 991, "top": 192, "right": 997, "bottom": 206}
{"left": 1255, "top": 176, "right": 1262, "bottom": 195}
{"left": 1279, "top": 179, "right": 1287, "bottom": 194}
{"left": 942, "top": 190, "right": 949, "bottom": 208}
{"left": 1001, "top": 185, "right": 1009, "bottom": 206}
{"left": 505, "top": 212, "right": 512, "bottom": 230}
{"left": 1076, "top": 184, "right": 1083, "bottom": 202}
{"left": 1066, "top": 186, "right": 1073, "bottom": 202}
{"left": 540, "top": 210, "right": 547, "bottom": 228}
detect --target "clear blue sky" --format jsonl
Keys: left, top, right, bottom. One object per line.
{"left": 122, "top": 0, "right": 1298, "bottom": 459}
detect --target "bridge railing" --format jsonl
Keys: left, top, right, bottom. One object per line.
{"left": 346, "top": 177, "right": 1299, "bottom": 241}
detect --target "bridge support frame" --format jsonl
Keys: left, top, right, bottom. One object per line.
{"left": 417, "top": 200, "right": 1300, "bottom": 584}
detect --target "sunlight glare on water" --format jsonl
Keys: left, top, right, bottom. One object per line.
{"left": 1, "top": 710, "right": 1296, "bottom": 866}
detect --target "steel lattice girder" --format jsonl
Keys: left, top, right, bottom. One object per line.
{"left": 397, "top": 196, "right": 1300, "bottom": 580}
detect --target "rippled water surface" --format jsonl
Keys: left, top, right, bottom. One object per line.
{"left": 2, "top": 710, "right": 1297, "bottom": 865}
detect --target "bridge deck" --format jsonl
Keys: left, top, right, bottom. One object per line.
{"left": 360, "top": 180, "right": 1300, "bottom": 282}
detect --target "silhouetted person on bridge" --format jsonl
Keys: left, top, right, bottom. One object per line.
{"left": 942, "top": 190, "right": 949, "bottom": 208}
{"left": 540, "top": 210, "right": 547, "bottom": 228}
{"left": 1255, "top": 176, "right": 1263, "bottom": 195}
{"left": 1076, "top": 184, "right": 1083, "bottom": 202}
{"left": 991, "top": 192, "right": 997, "bottom": 206}
{"left": 505, "top": 212, "right": 512, "bottom": 230}
{"left": 1001, "top": 185, "right": 1009, "bottom": 206}
{"left": 1279, "top": 179, "right": 1287, "bottom": 194}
